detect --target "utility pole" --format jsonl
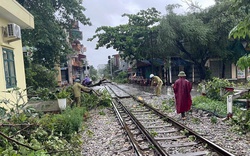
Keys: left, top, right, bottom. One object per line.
{"left": 110, "top": 61, "right": 112, "bottom": 79}
{"left": 108, "top": 56, "right": 112, "bottom": 79}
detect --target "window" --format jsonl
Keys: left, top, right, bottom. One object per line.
{"left": 2, "top": 48, "right": 16, "bottom": 88}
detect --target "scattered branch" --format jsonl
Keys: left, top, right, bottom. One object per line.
{"left": 0, "top": 123, "right": 35, "bottom": 127}
{"left": 88, "top": 79, "right": 107, "bottom": 87}
{"left": 9, "top": 125, "right": 32, "bottom": 138}
{"left": 0, "top": 131, "right": 38, "bottom": 151}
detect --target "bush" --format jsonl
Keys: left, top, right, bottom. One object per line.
{"left": 193, "top": 96, "right": 229, "bottom": 117}
{"left": 34, "top": 87, "right": 56, "bottom": 100}
{"left": 25, "top": 64, "right": 58, "bottom": 90}
{"left": 197, "top": 77, "right": 234, "bottom": 101}
{"left": 0, "top": 85, "right": 114, "bottom": 155}
{"left": 0, "top": 88, "right": 87, "bottom": 155}
{"left": 113, "top": 71, "right": 128, "bottom": 83}
{"left": 56, "top": 88, "right": 70, "bottom": 99}
{"left": 39, "top": 107, "right": 86, "bottom": 141}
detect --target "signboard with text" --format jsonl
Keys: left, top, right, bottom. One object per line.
{"left": 237, "top": 67, "right": 245, "bottom": 79}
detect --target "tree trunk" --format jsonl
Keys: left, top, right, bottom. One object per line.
{"left": 222, "top": 62, "right": 225, "bottom": 78}
{"left": 197, "top": 64, "right": 207, "bottom": 81}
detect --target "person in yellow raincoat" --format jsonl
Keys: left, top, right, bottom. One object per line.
{"left": 72, "top": 79, "right": 92, "bottom": 107}
{"left": 150, "top": 74, "right": 163, "bottom": 96}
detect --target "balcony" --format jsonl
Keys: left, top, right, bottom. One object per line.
{"left": 78, "top": 54, "right": 86, "bottom": 60}
{"left": 69, "top": 29, "right": 82, "bottom": 40}
{"left": 72, "top": 60, "right": 80, "bottom": 67}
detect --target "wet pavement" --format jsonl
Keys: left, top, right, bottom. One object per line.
{"left": 125, "top": 83, "right": 200, "bottom": 98}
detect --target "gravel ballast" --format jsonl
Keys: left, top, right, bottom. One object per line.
{"left": 81, "top": 83, "right": 250, "bottom": 156}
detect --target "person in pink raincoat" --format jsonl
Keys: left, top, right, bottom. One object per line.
{"left": 172, "top": 71, "right": 192, "bottom": 120}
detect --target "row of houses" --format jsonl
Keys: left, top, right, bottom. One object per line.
{"left": 110, "top": 48, "right": 250, "bottom": 85}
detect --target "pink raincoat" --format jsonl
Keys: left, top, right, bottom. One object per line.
{"left": 173, "top": 78, "right": 192, "bottom": 114}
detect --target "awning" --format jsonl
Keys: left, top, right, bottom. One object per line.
{"left": 150, "top": 58, "right": 164, "bottom": 66}
{"left": 137, "top": 60, "right": 151, "bottom": 67}
{"left": 171, "top": 57, "right": 193, "bottom": 66}
{"left": 114, "top": 69, "right": 122, "bottom": 73}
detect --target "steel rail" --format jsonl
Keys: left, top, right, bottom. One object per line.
{"left": 111, "top": 100, "right": 144, "bottom": 156}
{"left": 140, "top": 100, "right": 235, "bottom": 156}
{"left": 109, "top": 82, "right": 235, "bottom": 156}
{"left": 115, "top": 98, "right": 169, "bottom": 156}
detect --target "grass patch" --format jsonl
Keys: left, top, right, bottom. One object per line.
{"left": 192, "top": 96, "right": 240, "bottom": 117}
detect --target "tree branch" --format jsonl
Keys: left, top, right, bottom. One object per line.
{"left": 9, "top": 125, "right": 32, "bottom": 138}
{"left": 176, "top": 40, "right": 197, "bottom": 63}
{"left": 0, "top": 123, "right": 35, "bottom": 127}
{"left": 88, "top": 79, "right": 106, "bottom": 87}
{"left": 0, "top": 131, "right": 38, "bottom": 151}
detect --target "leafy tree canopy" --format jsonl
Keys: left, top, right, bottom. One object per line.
{"left": 158, "top": 0, "right": 244, "bottom": 79}
{"left": 226, "top": 0, "right": 250, "bottom": 70}
{"left": 17, "top": 0, "right": 91, "bottom": 68}
{"left": 25, "top": 64, "right": 58, "bottom": 90}
{"left": 89, "top": 65, "right": 98, "bottom": 81}
{"left": 88, "top": 8, "right": 161, "bottom": 62}
{"left": 228, "top": 0, "right": 250, "bottom": 39}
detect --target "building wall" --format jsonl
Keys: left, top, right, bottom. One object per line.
{"left": 232, "top": 63, "right": 237, "bottom": 79}
{"left": 0, "top": 0, "right": 34, "bottom": 109}
{"left": 209, "top": 59, "right": 236, "bottom": 79}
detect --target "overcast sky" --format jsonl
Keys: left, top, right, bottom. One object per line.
{"left": 80, "top": 0, "right": 215, "bottom": 69}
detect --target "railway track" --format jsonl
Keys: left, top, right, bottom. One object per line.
{"left": 103, "top": 82, "right": 235, "bottom": 156}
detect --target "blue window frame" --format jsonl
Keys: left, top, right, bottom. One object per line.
{"left": 2, "top": 48, "right": 16, "bottom": 88}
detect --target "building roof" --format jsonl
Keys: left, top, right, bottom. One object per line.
{"left": 0, "top": 0, "right": 34, "bottom": 29}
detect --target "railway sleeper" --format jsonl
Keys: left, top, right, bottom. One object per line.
{"left": 170, "top": 151, "right": 209, "bottom": 156}
{"left": 161, "top": 142, "right": 197, "bottom": 148}
{"left": 155, "top": 135, "right": 186, "bottom": 141}
{"left": 145, "top": 125, "right": 172, "bottom": 129}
